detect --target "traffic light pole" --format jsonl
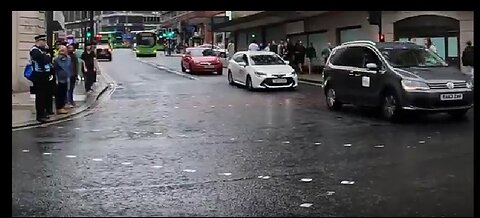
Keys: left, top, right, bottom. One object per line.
{"left": 45, "top": 11, "right": 54, "bottom": 57}
{"left": 211, "top": 16, "right": 214, "bottom": 49}
{"left": 89, "top": 11, "right": 94, "bottom": 43}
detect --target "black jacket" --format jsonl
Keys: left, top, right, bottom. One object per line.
{"left": 462, "top": 46, "right": 474, "bottom": 66}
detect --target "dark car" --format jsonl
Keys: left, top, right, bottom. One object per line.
{"left": 95, "top": 44, "right": 112, "bottom": 61}
{"left": 322, "top": 41, "right": 474, "bottom": 121}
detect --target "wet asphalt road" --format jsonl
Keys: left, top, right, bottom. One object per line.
{"left": 12, "top": 50, "right": 473, "bottom": 217}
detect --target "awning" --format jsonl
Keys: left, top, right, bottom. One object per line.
{"left": 212, "top": 11, "right": 330, "bottom": 32}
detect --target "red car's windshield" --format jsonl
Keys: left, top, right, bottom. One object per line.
{"left": 188, "top": 49, "right": 216, "bottom": 57}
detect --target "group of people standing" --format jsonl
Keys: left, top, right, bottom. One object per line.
{"left": 28, "top": 34, "right": 99, "bottom": 123}
{"left": 241, "top": 39, "right": 332, "bottom": 74}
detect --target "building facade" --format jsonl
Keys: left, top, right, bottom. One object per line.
{"left": 12, "top": 11, "right": 46, "bottom": 92}
{"left": 62, "top": 11, "right": 164, "bottom": 39}
{"left": 159, "top": 11, "right": 225, "bottom": 46}
{"left": 215, "top": 11, "right": 474, "bottom": 72}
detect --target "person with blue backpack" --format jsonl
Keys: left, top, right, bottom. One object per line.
{"left": 25, "top": 35, "right": 54, "bottom": 123}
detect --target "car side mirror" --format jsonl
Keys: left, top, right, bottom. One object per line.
{"left": 238, "top": 62, "right": 246, "bottom": 67}
{"left": 285, "top": 60, "right": 290, "bottom": 65}
{"left": 366, "top": 63, "right": 378, "bottom": 70}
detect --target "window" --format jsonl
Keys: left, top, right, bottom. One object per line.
{"left": 359, "top": 47, "right": 382, "bottom": 68}
{"left": 341, "top": 47, "right": 365, "bottom": 68}
{"left": 329, "top": 47, "right": 347, "bottom": 66}
{"left": 233, "top": 54, "right": 245, "bottom": 63}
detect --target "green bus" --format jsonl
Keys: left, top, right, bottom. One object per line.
{"left": 97, "top": 31, "right": 125, "bottom": 49}
{"left": 135, "top": 31, "right": 157, "bottom": 57}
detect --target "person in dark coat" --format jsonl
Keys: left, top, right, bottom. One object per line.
{"left": 294, "top": 40, "right": 306, "bottom": 73}
{"left": 29, "top": 35, "right": 54, "bottom": 122}
{"left": 462, "top": 41, "right": 474, "bottom": 76}
{"left": 66, "top": 44, "right": 79, "bottom": 107}
{"left": 305, "top": 42, "right": 317, "bottom": 74}
{"left": 285, "top": 38, "right": 295, "bottom": 67}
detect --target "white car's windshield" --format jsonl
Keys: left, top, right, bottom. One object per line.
{"left": 250, "top": 54, "right": 285, "bottom": 65}
{"left": 380, "top": 48, "right": 448, "bottom": 68}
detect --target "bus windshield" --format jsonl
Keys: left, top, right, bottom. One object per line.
{"left": 137, "top": 33, "right": 156, "bottom": 47}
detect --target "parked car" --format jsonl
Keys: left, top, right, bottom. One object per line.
{"left": 322, "top": 40, "right": 474, "bottom": 121}
{"left": 227, "top": 51, "right": 297, "bottom": 90}
{"left": 181, "top": 48, "right": 223, "bottom": 75}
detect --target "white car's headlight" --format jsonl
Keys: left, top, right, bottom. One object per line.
{"left": 255, "top": 72, "right": 267, "bottom": 76}
{"left": 401, "top": 79, "right": 430, "bottom": 91}
{"left": 466, "top": 80, "right": 474, "bottom": 89}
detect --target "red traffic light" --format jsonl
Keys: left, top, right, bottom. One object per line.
{"left": 379, "top": 34, "right": 385, "bottom": 42}
{"left": 96, "top": 34, "right": 102, "bottom": 38}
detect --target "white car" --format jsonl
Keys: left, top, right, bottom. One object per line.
{"left": 197, "top": 44, "right": 227, "bottom": 57}
{"left": 227, "top": 51, "right": 298, "bottom": 90}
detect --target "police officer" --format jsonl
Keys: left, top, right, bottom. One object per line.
{"left": 30, "top": 35, "right": 54, "bottom": 122}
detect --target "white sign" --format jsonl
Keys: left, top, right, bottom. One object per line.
{"left": 362, "top": 76, "right": 370, "bottom": 87}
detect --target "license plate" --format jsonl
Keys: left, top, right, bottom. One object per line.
{"left": 204, "top": 65, "right": 215, "bottom": 69}
{"left": 440, "top": 93, "right": 463, "bottom": 101}
{"left": 272, "top": 79, "right": 287, "bottom": 83}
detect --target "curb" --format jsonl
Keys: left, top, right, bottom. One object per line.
{"left": 298, "top": 78, "right": 323, "bottom": 84}
{"left": 12, "top": 70, "right": 114, "bottom": 130}
{"left": 136, "top": 59, "right": 199, "bottom": 81}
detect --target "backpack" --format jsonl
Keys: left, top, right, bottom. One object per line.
{"left": 24, "top": 46, "right": 51, "bottom": 81}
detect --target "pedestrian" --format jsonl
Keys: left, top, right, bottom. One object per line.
{"left": 264, "top": 42, "right": 271, "bottom": 52}
{"left": 227, "top": 40, "right": 235, "bottom": 60}
{"left": 305, "top": 42, "right": 317, "bottom": 74}
{"left": 81, "top": 42, "right": 97, "bottom": 93}
{"left": 278, "top": 39, "right": 285, "bottom": 58}
{"left": 321, "top": 42, "right": 333, "bottom": 65}
{"left": 424, "top": 38, "right": 437, "bottom": 53}
{"left": 462, "top": 41, "right": 474, "bottom": 77}
{"left": 285, "top": 38, "right": 295, "bottom": 67}
{"left": 270, "top": 40, "right": 278, "bottom": 54}
{"left": 294, "top": 40, "right": 306, "bottom": 73}
{"left": 29, "top": 35, "right": 54, "bottom": 122}
{"left": 53, "top": 45, "right": 72, "bottom": 114}
{"left": 248, "top": 40, "right": 259, "bottom": 51}
{"left": 66, "top": 44, "right": 79, "bottom": 108}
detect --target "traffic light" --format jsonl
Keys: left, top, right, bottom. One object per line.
{"left": 379, "top": 33, "right": 385, "bottom": 42}
{"left": 368, "top": 11, "right": 381, "bottom": 26}
{"left": 86, "top": 28, "right": 92, "bottom": 39}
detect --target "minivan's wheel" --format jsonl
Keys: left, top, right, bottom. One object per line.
{"left": 381, "top": 92, "right": 401, "bottom": 121}
{"left": 246, "top": 76, "right": 254, "bottom": 91}
{"left": 181, "top": 63, "right": 186, "bottom": 72}
{"left": 228, "top": 70, "right": 235, "bottom": 85}
{"left": 448, "top": 109, "right": 469, "bottom": 119}
{"left": 325, "top": 86, "right": 342, "bottom": 110}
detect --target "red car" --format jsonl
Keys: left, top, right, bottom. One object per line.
{"left": 181, "top": 48, "right": 223, "bottom": 75}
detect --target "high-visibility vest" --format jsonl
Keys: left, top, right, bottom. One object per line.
{"left": 53, "top": 49, "right": 60, "bottom": 57}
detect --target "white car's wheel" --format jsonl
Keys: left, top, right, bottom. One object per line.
{"left": 228, "top": 70, "right": 235, "bottom": 85}
{"left": 246, "top": 76, "right": 254, "bottom": 91}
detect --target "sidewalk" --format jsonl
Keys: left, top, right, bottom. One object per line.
{"left": 12, "top": 75, "right": 109, "bottom": 129}
{"left": 298, "top": 73, "right": 323, "bottom": 84}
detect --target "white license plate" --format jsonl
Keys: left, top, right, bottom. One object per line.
{"left": 440, "top": 93, "right": 463, "bottom": 101}
{"left": 204, "top": 65, "right": 215, "bottom": 69}
{"left": 272, "top": 79, "right": 287, "bottom": 83}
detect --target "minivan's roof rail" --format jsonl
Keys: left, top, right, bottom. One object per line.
{"left": 341, "top": 41, "right": 376, "bottom": 46}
